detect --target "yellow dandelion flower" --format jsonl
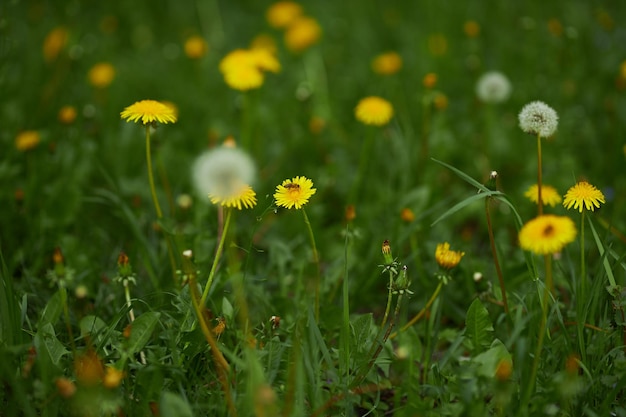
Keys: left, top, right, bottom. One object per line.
{"left": 209, "top": 184, "right": 257, "bottom": 210}
{"left": 88, "top": 62, "right": 115, "bottom": 88}
{"left": 519, "top": 215, "right": 577, "bottom": 255}
{"left": 547, "top": 18, "right": 563, "bottom": 37}
{"left": 15, "top": 131, "right": 41, "bottom": 151}
{"left": 495, "top": 359, "right": 513, "bottom": 382}
{"left": 58, "top": 105, "right": 77, "bottom": 124}
{"left": 250, "top": 48, "right": 281, "bottom": 73}
{"left": 355, "top": 96, "right": 394, "bottom": 126}
{"left": 464, "top": 20, "right": 480, "bottom": 38}
{"left": 103, "top": 366, "right": 124, "bottom": 389}
{"left": 423, "top": 72, "right": 437, "bottom": 89}
{"left": 563, "top": 181, "right": 605, "bottom": 213}
{"left": 434, "top": 93, "right": 448, "bottom": 110}
{"left": 43, "top": 26, "right": 68, "bottom": 62}
{"left": 121, "top": 100, "right": 178, "bottom": 125}
{"left": 184, "top": 35, "right": 208, "bottom": 59}
{"left": 524, "top": 184, "right": 562, "bottom": 207}
{"left": 284, "top": 16, "right": 321, "bottom": 53}
{"left": 400, "top": 208, "right": 415, "bottom": 222}
{"left": 266, "top": 1, "right": 303, "bottom": 29}
{"left": 435, "top": 242, "right": 464, "bottom": 269}
{"left": 219, "top": 49, "right": 256, "bottom": 74}
{"left": 274, "top": 176, "right": 316, "bottom": 209}
{"left": 371, "top": 51, "right": 403, "bottom": 75}
{"left": 345, "top": 204, "right": 356, "bottom": 222}
{"left": 251, "top": 33, "right": 278, "bottom": 55}
{"left": 224, "top": 66, "right": 265, "bottom": 91}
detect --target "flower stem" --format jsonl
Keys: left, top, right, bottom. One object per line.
{"left": 577, "top": 210, "right": 587, "bottom": 361}
{"left": 536, "top": 133, "right": 543, "bottom": 215}
{"left": 183, "top": 253, "right": 236, "bottom": 416}
{"left": 302, "top": 208, "right": 321, "bottom": 320}
{"left": 145, "top": 126, "right": 163, "bottom": 219}
{"left": 486, "top": 198, "right": 509, "bottom": 314}
{"left": 521, "top": 254, "right": 552, "bottom": 409}
{"left": 380, "top": 270, "right": 394, "bottom": 330}
{"left": 200, "top": 208, "right": 232, "bottom": 306}
{"left": 392, "top": 281, "right": 443, "bottom": 338}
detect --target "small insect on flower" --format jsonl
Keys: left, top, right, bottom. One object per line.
{"left": 283, "top": 183, "right": 300, "bottom": 190}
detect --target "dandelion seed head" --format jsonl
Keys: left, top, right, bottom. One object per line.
{"left": 476, "top": 71, "right": 512, "bottom": 104}
{"left": 518, "top": 100, "right": 558, "bottom": 138}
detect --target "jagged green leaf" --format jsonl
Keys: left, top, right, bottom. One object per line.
{"left": 465, "top": 299, "right": 494, "bottom": 354}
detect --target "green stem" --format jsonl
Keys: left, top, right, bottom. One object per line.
{"left": 521, "top": 254, "right": 552, "bottom": 410}
{"left": 394, "top": 281, "right": 443, "bottom": 336}
{"left": 302, "top": 208, "right": 321, "bottom": 320}
{"left": 536, "top": 133, "right": 543, "bottom": 216}
{"left": 145, "top": 126, "right": 163, "bottom": 219}
{"left": 200, "top": 208, "right": 232, "bottom": 306}
{"left": 577, "top": 211, "right": 587, "bottom": 361}
{"left": 380, "top": 271, "right": 394, "bottom": 330}
{"left": 486, "top": 198, "right": 509, "bottom": 314}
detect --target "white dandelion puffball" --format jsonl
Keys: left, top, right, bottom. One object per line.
{"left": 191, "top": 146, "right": 256, "bottom": 201}
{"left": 518, "top": 100, "right": 558, "bottom": 138}
{"left": 476, "top": 71, "right": 512, "bottom": 103}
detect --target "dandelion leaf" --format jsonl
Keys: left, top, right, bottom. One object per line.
{"left": 464, "top": 298, "right": 493, "bottom": 354}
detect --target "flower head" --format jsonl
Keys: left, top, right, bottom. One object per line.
{"left": 355, "top": 96, "right": 394, "bottom": 126}
{"left": 88, "top": 62, "right": 115, "bottom": 88}
{"left": 476, "top": 71, "right": 512, "bottom": 104}
{"left": 43, "top": 27, "right": 68, "bottom": 62}
{"left": 120, "top": 100, "right": 178, "bottom": 125}
{"left": 184, "top": 35, "right": 209, "bottom": 59}
{"left": 518, "top": 101, "right": 558, "bottom": 138}
{"left": 192, "top": 146, "right": 257, "bottom": 202}
{"left": 371, "top": 52, "right": 402, "bottom": 75}
{"left": 423, "top": 72, "right": 437, "bottom": 89}
{"left": 464, "top": 20, "right": 480, "bottom": 38}
{"left": 519, "top": 214, "right": 577, "bottom": 255}
{"left": 15, "top": 131, "right": 41, "bottom": 151}
{"left": 284, "top": 16, "right": 321, "bottom": 53}
{"left": 435, "top": 242, "right": 464, "bottom": 270}
{"left": 400, "top": 208, "right": 415, "bottom": 222}
{"left": 524, "top": 184, "right": 562, "bottom": 207}
{"left": 563, "top": 181, "right": 605, "bottom": 212}
{"left": 209, "top": 184, "right": 257, "bottom": 210}
{"left": 58, "top": 105, "right": 77, "bottom": 124}
{"left": 103, "top": 366, "right": 125, "bottom": 389}
{"left": 274, "top": 176, "right": 316, "bottom": 209}
{"left": 219, "top": 48, "right": 280, "bottom": 91}
{"left": 266, "top": 1, "right": 303, "bottom": 29}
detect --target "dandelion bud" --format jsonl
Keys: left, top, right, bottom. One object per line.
{"left": 117, "top": 252, "right": 133, "bottom": 278}
{"left": 345, "top": 205, "right": 356, "bottom": 222}
{"left": 381, "top": 240, "right": 394, "bottom": 265}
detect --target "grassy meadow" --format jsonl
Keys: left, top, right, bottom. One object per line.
{"left": 2, "top": 0, "right": 626, "bottom": 415}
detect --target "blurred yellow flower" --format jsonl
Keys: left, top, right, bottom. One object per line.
{"left": 423, "top": 72, "right": 437, "bottom": 89}
{"left": 103, "top": 366, "right": 125, "bottom": 389}
{"left": 184, "top": 35, "right": 209, "bottom": 59}
{"left": 121, "top": 100, "right": 178, "bottom": 125}
{"left": 435, "top": 242, "right": 464, "bottom": 269}
{"left": 15, "top": 131, "right": 40, "bottom": 151}
{"left": 495, "top": 359, "right": 513, "bottom": 382}
{"left": 251, "top": 33, "right": 278, "bottom": 55}
{"left": 284, "top": 16, "right": 321, "bottom": 53}
{"left": 428, "top": 33, "right": 447, "bottom": 56}
{"left": 463, "top": 20, "right": 480, "bottom": 38}
{"left": 434, "top": 93, "right": 448, "bottom": 110}
{"left": 219, "top": 48, "right": 280, "bottom": 91}
{"left": 524, "top": 184, "right": 562, "bottom": 207}
{"left": 266, "top": 1, "right": 303, "bottom": 29}
{"left": 43, "top": 27, "right": 68, "bottom": 62}
{"left": 355, "top": 96, "right": 394, "bottom": 126}
{"left": 88, "top": 62, "right": 115, "bottom": 88}
{"left": 308, "top": 116, "right": 326, "bottom": 134}
{"left": 209, "top": 184, "right": 257, "bottom": 210}
{"left": 547, "top": 18, "right": 563, "bottom": 37}
{"left": 519, "top": 215, "right": 576, "bottom": 255}
{"left": 563, "top": 181, "right": 605, "bottom": 213}
{"left": 58, "top": 105, "right": 77, "bottom": 124}
{"left": 400, "top": 208, "right": 415, "bottom": 222}
{"left": 345, "top": 204, "right": 356, "bottom": 222}
{"left": 274, "top": 176, "right": 316, "bottom": 209}
{"left": 371, "top": 52, "right": 403, "bottom": 75}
